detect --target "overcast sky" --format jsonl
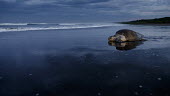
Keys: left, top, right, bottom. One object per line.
{"left": 0, "top": 0, "right": 170, "bottom": 22}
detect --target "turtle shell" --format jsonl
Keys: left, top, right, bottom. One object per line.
{"left": 115, "top": 29, "right": 144, "bottom": 41}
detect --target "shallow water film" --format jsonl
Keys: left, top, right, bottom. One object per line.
{"left": 0, "top": 23, "right": 170, "bottom": 96}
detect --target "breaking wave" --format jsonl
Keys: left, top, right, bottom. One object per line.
{"left": 0, "top": 23, "right": 124, "bottom": 32}
{"left": 0, "top": 23, "right": 56, "bottom": 26}
{"left": 0, "top": 23, "right": 28, "bottom": 26}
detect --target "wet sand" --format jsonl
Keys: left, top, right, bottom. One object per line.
{"left": 0, "top": 25, "right": 170, "bottom": 96}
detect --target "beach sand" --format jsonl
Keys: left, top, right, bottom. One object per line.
{"left": 0, "top": 24, "right": 170, "bottom": 96}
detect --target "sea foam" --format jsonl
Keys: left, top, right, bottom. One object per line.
{"left": 0, "top": 23, "right": 124, "bottom": 32}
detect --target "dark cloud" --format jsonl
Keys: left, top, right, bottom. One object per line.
{"left": 0, "top": 0, "right": 170, "bottom": 22}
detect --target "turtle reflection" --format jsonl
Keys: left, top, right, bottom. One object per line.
{"left": 108, "top": 41, "right": 144, "bottom": 50}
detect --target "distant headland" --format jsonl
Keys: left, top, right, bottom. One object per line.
{"left": 120, "top": 17, "right": 170, "bottom": 25}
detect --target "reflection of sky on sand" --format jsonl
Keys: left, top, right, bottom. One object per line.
{"left": 0, "top": 24, "right": 170, "bottom": 96}
{"left": 1, "top": 46, "right": 170, "bottom": 96}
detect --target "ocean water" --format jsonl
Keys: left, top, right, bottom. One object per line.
{"left": 0, "top": 23, "right": 120, "bottom": 32}
{"left": 0, "top": 23, "right": 170, "bottom": 96}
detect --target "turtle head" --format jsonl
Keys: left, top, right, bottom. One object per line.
{"left": 108, "top": 35, "right": 127, "bottom": 42}
{"left": 108, "top": 36, "right": 117, "bottom": 42}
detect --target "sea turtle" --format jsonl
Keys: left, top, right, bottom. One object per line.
{"left": 108, "top": 29, "right": 145, "bottom": 42}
